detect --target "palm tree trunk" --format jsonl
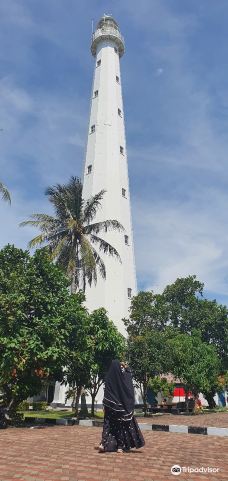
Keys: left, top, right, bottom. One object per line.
{"left": 70, "top": 241, "right": 80, "bottom": 293}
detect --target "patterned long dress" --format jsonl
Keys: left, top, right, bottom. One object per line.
{"left": 101, "top": 406, "right": 145, "bottom": 452}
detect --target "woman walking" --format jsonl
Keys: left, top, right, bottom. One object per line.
{"left": 99, "top": 360, "right": 145, "bottom": 453}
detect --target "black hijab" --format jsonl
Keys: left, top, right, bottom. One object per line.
{"left": 103, "top": 360, "right": 135, "bottom": 416}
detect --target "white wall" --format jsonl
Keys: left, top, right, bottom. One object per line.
{"left": 82, "top": 38, "right": 137, "bottom": 334}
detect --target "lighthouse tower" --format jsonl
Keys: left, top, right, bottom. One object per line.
{"left": 51, "top": 15, "right": 136, "bottom": 406}
{"left": 82, "top": 15, "right": 137, "bottom": 334}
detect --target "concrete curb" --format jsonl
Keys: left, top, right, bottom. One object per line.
{"left": 25, "top": 417, "right": 228, "bottom": 437}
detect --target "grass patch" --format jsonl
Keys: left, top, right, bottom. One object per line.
{"left": 19, "top": 409, "right": 104, "bottom": 420}
{"left": 202, "top": 407, "right": 228, "bottom": 414}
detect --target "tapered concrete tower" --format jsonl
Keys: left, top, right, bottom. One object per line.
{"left": 82, "top": 15, "right": 137, "bottom": 334}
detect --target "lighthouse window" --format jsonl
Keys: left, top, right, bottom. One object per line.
{"left": 91, "top": 125, "right": 95, "bottom": 133}
{"left": 120, "top": 146, "right": 124, "bottom": 154}
{"left": 122, "top": 188, "right": 126, "bottom": 197}
{"left": 97, "top": 59, "right": 101, "bottom": 67}
{"left": 118, "top": 108, "right": 122, "bottom": 117}
{"left": 124, "top": 235, "right": 129, "bottom": 245}
{"left": 94, "top": 90, "right": 98, "bottom": 97}
{"left": 87, "top": 165, "right": 92, "bottom": 174}
{"left": 116, "top": 75, "right": 119, "bottom": 83}
{"left": 127, "top": 288, "right": 132, "bottom": 298}
{"left": 114, "top": 47, "right": 118, "bottom": 53}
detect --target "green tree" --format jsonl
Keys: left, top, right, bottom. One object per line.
{"left": 162, "top": 276, "right": 228, "bottom": 405}
{"left": 194, "top": 299, "right": 228, "bottom": 371}
{"left": 0, "top": 245, "right": 86, "bottom": 414}
{"left": 20, "top": 176, "right": 123, "bottom": 292}
{"left": 126, "top": 276, "right": 228, "bottom": 406}
{"left": 87, "top": 308, "right": 126, "bottom": 416}
{"left": 167, "top": 331, "right": 221, "bottom": 410}
{"left": 124, "top": 290, "right": 168, "bottom": 336}
{"left": 127, "top": 329, "right": 170, "bottom": 414}
{"left": 63, "top": 299, "right": 92, "bottom": 417}
{"left": 161, "top": 275, "right": 204, "bottom": 331}
{"left": 160, "top": 276, "right": 228, "bottom": 365}
{"left": 148, "top": 376, "right": 175, "bottom": 401}
{"left": 125, "top": 276, "right": 204, "bottom": 336}
{"left": 64, "top": 308, "right": 126, "bottom": 418}
{"left": 0, "top": 181, "right": 11, "bottom": 203}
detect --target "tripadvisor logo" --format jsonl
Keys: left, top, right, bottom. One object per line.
{"left": 171, "top": 465, "right": 220, "bottom": 475}
{"left": 171, "top": 465, "right": 181, "bottom": 476}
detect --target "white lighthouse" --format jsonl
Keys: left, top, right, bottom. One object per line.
{"left": 52, "top": 15, "right": 137, "bottom": 406}
{"left": 82, "top": 15, "right": 137, "bottom": 334}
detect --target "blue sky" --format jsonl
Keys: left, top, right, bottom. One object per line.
{"left": 1, "top": 0, "right": 228, "bottom": 303}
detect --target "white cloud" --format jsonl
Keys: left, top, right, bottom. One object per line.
{"left": 133, "top": 190, "right": 228, "bottom": 298}
{"left": 0, "top": 76, "right": 87, "bottom": 249}
{"left": 0, "top": 77, "right": 87, "bottom": 183}
{"left": 155, "top": 68, "right": 164, "bottom": 76}
{"left": 0, "top": 189, "right": 49, "bottom": 249}
{"left": 1, "top": 0, "right": 228, "bottom": 306}
{"left": 118, "top": 1, "right": 228, "bottom": 302}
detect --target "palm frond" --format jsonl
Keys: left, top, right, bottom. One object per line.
{"left": 90, "top": 245, "right": 106, "bottom": 279}
{"left": 49, "top": 237, "right": 69, "bottom": 261}
{"left": 80, "top": 236, "right": 97, "bottom": 271}
{"left": 82, "top": 189, "right": 106, "bottom": 224}
{"left": 45, "top": 177, "right": 83, "bottom": 221}
{"left": 19, "top": 176, "right": 122, "bottom": 292}
{"left": 28, "top": 229, "right": 69, "bottom": 249}
{"left": 81, "top": 245, "right": 107, "bottom": 289}
{"left": 56, "top": 242, "right": 72, "bottom": 269}
{"left": 89, "top": 234, "right": 122, "bottom": 262}
{"left": 28, "top": 234, "right": 47, "bottom": 248}
{"left": 0, "top": 182, "right": 11, "bottom": 204}
{"left": 84, "top": 219, "right": 124, "bottom": 235}
{"left": 19, "top": 214, "right": 58, "bottom": 229}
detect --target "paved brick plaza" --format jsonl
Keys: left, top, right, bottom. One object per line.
{"left": 0, "top": 425, "right": 228, "bottom": 481}
{"left": 138, "top": 412, "right": 228, "bottom": 427}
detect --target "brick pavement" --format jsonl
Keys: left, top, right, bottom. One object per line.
{"left": 137, "top": 412, "right": 228, "bottom": 428}
{"left": 138, "top": 412, "right": 228, "bottom": 426}
{"left": 0, "top": 426, "right": 228, "bottom": 481}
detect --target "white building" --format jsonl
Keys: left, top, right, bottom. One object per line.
{"left": 52, "top": 15, "right": 136, "bottom": 406}
{"left": 82, "top": 15, "right": 137, "bottom": 335}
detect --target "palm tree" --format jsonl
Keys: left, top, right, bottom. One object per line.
{"left": 20, "top": 176, "right": 124, "bottom": 292}
{"left": 0, "top": 182, "right": 11, "bottom": 203}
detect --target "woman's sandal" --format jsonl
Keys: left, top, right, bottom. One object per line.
{"left": 117, "top": 448, "right": 124, "bottom": 453}
{"left": 98, "top": 444, "right": 105, "bottom": 453}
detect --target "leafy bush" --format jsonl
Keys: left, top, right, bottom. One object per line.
{"left": 18, "top": 401, "right": 48, "bottom": 411}
{"left": 148, "top": 376, "right": 175, "bottom": 398}
{"left": 18, "top": 401, "right": 30, "bottom": 411}
{"left": 33, "top": 401, "right": 48, "bottom": 411}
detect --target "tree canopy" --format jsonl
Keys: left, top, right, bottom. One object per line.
{"left": 125, "top": 275, "right": 228, "bottom": 370}
{"left": 86, "top": 308, "right": 126, "bottom": 415}
{"left": 0, "top": 245, "right": 87, "bottom": 411}
{"left": 167, "top": 331, "right": 221, "bottom": 405}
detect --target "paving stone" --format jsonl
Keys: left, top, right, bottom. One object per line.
{"left": 0, "top": 426, "right": 227, "bottom": 480}
{"left": 137, "top": 411, "right": 228, "bottom": 427}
